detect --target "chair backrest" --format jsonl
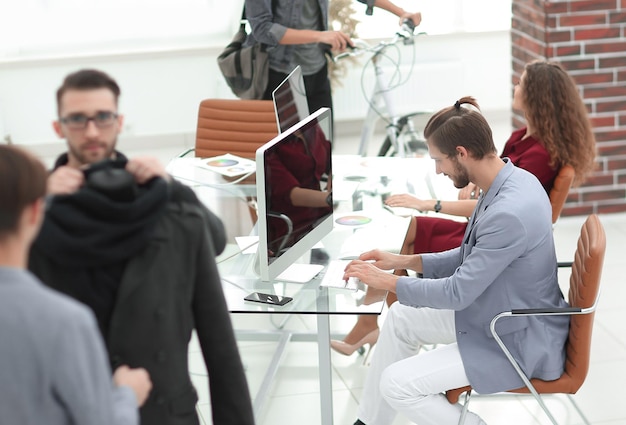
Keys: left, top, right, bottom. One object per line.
{"left": 556, "top": 213, "right": 605, "bottom": 392}
{"left": 513, "top": 213, "right": 606, "bottom": 395}
{"left": 446, "top": 214, "right": 606, "bottom": 403}
{"left": 195, "top": 99, "right": 279, "bottom": 159}
{"left": 549, "top": 165, "right": 575, "bottom": 224}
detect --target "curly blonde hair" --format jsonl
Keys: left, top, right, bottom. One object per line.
{"left": 522, "top": 60, "right": 596, "bottom": 186}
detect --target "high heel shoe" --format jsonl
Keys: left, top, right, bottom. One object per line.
{"left": 330, "top": 328, "right": 379, "bottom": 356}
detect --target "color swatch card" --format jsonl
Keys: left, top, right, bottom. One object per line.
{"left": 334, "top": 211, "right": 374, "bottom": 228}
{"left": 197, "top": 153, "right": 256, "bottom": 177}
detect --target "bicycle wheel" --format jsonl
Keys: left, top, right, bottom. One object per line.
{"left": 377, "top": 111, "right": 431, "bottom": 157}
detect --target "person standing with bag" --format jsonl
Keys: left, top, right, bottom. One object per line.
{"left": 244, "top": 0, "right": 421, "bottom": 125}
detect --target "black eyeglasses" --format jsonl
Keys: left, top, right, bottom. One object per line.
{"left": 60, "top": 111, "right": 119, "bottom": 130}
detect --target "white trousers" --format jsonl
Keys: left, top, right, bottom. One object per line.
{"left": 357, "top": 303, "right": 487, "bottom": 425}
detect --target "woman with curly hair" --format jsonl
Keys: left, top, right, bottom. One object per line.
{"left": 331, "top": 60, "right": 597, "bottom": 356}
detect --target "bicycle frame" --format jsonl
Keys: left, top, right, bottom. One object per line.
{"left": 333, "top": 30, "right": 426, "bottom": 157}
{"left": 357, "top": 50, "right": 406, "bottom": 157}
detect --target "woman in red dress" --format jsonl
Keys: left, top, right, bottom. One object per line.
{"left": 332, "top": 60, "right": 597, "bottom": 356}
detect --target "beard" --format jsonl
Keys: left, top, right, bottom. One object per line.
{"left": 450, "top": 157, "right": 470, "bottom": 189}
{"left": 69, "top": 139, "right": 117, "bottom": 166}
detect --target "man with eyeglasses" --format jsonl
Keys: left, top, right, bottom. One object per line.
{"left": 47, "top": 69, "right": 167, "bottom": 195}
{"left": 29, "top": 69, "right": 255, "bottom": 425}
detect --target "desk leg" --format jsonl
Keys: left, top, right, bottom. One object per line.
{"left": 317, "top": 314, "right": 334, "bottom": 425}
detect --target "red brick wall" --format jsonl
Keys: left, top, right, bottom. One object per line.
{"left": 512, "top": 0, "right": 626, "bottom": 216}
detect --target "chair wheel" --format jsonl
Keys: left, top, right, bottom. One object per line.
{"left": 357, "top": 346, "right": 366, "bottom": 356}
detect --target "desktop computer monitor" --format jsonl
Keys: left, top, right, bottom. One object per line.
{"left": 272, "top": 65, "right": 310, "bottom": 133}
{"left": 255, "top": 107, "right": 333, "bottom": 282}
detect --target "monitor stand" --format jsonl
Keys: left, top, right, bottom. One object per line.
{"left": 275, "top": 263, "right": 324, "bottom": 283}
{"left": 253, "top": 248, "right": 324, "bottom": 283}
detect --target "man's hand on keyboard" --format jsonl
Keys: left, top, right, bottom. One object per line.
{"left": 343, "top": 255, "right": 400, "bottom": 293}
{"left": 357, "top": 249, "right": 405, "bottom": 273}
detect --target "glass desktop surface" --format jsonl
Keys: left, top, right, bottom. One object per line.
{"left": 168, "top": 155, "right": 456, "bottom": 315}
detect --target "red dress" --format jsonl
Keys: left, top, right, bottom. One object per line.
{"left": 413, "top": 127, "right": 559, "bottom": 254}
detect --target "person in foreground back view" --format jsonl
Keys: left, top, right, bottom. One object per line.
{"left": 0, "top": 144, "right": 151, "bottom": 425}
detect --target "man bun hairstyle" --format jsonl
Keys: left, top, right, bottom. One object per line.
{"left": 424, "top": 96, "right": 496, "bottom": 159}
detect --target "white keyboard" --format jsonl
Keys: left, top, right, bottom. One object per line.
{"left": 319, "top": 260, "right": 359, "bottom": 291}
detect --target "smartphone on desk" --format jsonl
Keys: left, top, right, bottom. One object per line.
{"left": 244, "top": 292, "right": 293, "bottom": 306}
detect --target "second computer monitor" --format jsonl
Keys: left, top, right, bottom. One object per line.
{"left": 272, "top": 65, "right": 310, "bottom": 133}
{"left": 255, "top": 107, "right": 333, "bottom": 282}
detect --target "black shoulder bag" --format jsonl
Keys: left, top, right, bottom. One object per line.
{"left": 217, "top": 4, "right": 271, "bottom": 100}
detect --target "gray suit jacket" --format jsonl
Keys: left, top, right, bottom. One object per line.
{"left": 396, "top": 159, "right": 569, "bottom": 394}
{"left": 0, "top": 268, "right": 137, "bottom": 425}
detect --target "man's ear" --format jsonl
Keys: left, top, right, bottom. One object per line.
{"left": 21, "top": 198, "right": 45, "bottom": 244}
{"left": 52, "top": 120, "right": 64, "bottom": 139}
{"left": 116, "top": 114, "right": 124, "bottom": 133}
{"left": 28, "top": 198, "right": 45, "bottom": 227}
{"left": 456, "top": 146, "right": 469, "bottom": 159}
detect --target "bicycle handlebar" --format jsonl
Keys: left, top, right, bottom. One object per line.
{"left": 332, "top": 27, "right": 425, "bottom": 62}
{"left": 400, "top": 18, "right": 416, "bottom": 36}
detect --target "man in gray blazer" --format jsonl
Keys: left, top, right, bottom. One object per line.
{"left": 0, "top": 145, "right": 151, "bottom": 425}
{"left": 344, "top": 97, "right": 569, "bottom": 425}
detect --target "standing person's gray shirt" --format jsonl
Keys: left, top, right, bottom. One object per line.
{"left": 0, "top": 267, "right": 138, "bottom": 425}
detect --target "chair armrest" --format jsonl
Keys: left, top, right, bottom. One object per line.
{"left": 557, "top": 261, "right": 573, "bottom": 268}
{"left": 268, "top": 212, "right": 293, "bottom": 254}
{"left": 177, "top": 147, "right": 195, "bottom": 158}
{"left": 510, "top": 307, "right": 581, "bottom": 315}
{"left": 488, "top": 292, "right": 600, "bottom": 401}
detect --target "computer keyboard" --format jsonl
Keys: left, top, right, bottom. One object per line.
{"left": 319, "top": 260, "right": 359, "bottom": 291}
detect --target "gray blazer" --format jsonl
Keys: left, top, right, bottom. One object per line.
{"left": 396, "top": 159, "right": 569, "bottom": 394}
{"left": 0, "top": 268, "right": 137, "bottom": 425}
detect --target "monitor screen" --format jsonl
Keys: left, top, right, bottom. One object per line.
{"left": 255, "top": 107, "right": 333, "bottom": 282}
{"left": 272, "top": 65, "right": 310, "bottom": 133}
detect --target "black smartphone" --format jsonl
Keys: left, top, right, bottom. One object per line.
{"left": 244, "top": 292, "right": 293, "bottom": 306}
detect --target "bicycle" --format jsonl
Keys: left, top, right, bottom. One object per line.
{"left": 333, "top": 21, "right": 431, "bottom": 157}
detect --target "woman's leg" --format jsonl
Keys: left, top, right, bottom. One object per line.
{"left": 400, "top": 216, "right": 417, "bottom": 256}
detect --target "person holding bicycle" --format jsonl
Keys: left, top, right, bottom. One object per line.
{"left": 331, "top": 60, "right": 597, "bottom": 357}
{"left": 244, "top": 0, "right": 421, "bottom": 124}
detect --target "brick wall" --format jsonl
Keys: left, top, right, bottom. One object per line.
{"left": 511, "top": 0, "right": 626, "bottom": 216}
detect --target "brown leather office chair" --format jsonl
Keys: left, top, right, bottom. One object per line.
{"left": 179, "top": 98, "right": 279, "bottom": 224}
{"left": 549, "top": 165, "right": 575, "bottom": 224}
{"left": 549, "top": 165, "right": 576, "bottom": 267}
{"left": 446, "top": 213, "right": 605, "bottom": 425}
{"left": 193, "top": 98, "right": 278, "bottom": 159}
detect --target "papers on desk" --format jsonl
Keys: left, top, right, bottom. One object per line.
{"left": 337, "top": 212, "right": 411, "bottom": 259}
{"left": 195, "top": 154, "right": 255, "bottom": 177}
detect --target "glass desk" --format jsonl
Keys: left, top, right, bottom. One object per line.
{"left": 167, "top": 155, "right": 458, "bottom": 424}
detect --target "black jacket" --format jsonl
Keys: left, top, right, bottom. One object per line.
{"left": 29, "top": 161, "right": 253, "bottom": 425}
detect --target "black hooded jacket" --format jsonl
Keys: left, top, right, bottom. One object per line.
{"left": 29, "top": 155, "right": 253, "bottom": 425}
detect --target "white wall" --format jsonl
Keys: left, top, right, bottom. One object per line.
{"left": 0, "top": 29, "right": 511, "bottom": 154}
